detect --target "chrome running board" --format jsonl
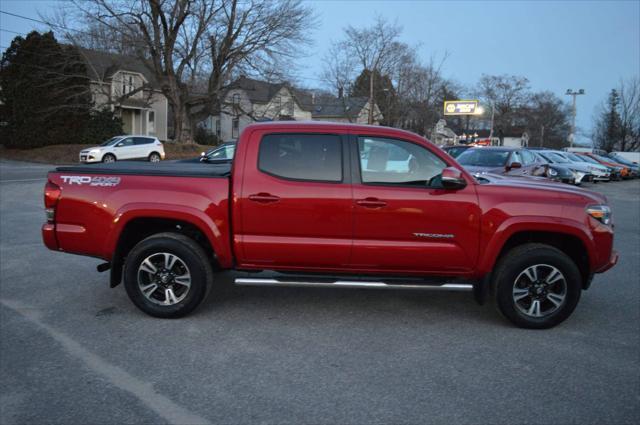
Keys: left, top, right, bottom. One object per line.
{"left": 234, "top": 278, "right": 473, "bottom": 291}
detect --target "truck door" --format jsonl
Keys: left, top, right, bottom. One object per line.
{"left": 350, "top": 135, "right": 480, "bottom": 274}
{"left": 235, "top": 131, "right": 353, "bottom": 270}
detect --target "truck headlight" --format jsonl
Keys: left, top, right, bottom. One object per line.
{"left": 586, "top": 205, "right": 611, "bottom": 225}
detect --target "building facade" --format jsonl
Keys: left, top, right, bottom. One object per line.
{"left": 79, "top": 48, "right": 168, "bottom": 140}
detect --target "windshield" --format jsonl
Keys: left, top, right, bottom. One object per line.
{"left": 593, "top": 154, "right": 615, "bottom": 163}
{"left": 579, "top": 155, "right": 600, "bottom": 164}
{"left": 457, "top": 149, "right": 510, "bottom": 167}
{"left": 546, "top": 152, "right": 570, "bottom": 163}
{"left": 100, "top": 136, "right": 122, "bottom": 147}
{"left": 565, "top": 152, "right": 586, "bottom": 162}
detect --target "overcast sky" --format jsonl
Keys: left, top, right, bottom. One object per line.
{"left": 1, "top": 0, "right": 638, "bottom": 144}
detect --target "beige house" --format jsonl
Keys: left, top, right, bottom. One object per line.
{"left": 203, "top": 77, "right": 382, "bottom": 142}
{"left": 78, "top": 48, "right": 168, "bottom": 140}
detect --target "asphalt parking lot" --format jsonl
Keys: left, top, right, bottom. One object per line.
{"left": 1, "top": 159, "right": 639, "bottom": 425}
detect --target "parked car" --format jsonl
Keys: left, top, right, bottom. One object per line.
{"left": 178, "top": 141, "right": 236, "bottom": 164}
{"left": 580, "top": 153, "right": 631, "bottom": 179}
{"left": 80, "top": 136, "right": 165, "bottom": 163}
{"left": 530, "top": 152, "right": 578, "bottom": 184}
{"left": 442, "top": 145, "right": 472, "bottom": 158}
{"left": 575, "top": 153, "right": 621, "bottom": 181}
{"left": 562, "top": 152, "right": 611, "bottom": 182}
{"left": 534, "top": 150, "right": 594, "bottom": 185}
{"left": 455, "top": 146, "right": 546, "bottom": 178}
{"left": 43, "top": 122, "right": 617, "bottom": 329}
{"left": 607, "top": 153, "right": 639, "bottom": 177}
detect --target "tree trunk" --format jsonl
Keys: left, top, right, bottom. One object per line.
{"left": 368, "top": 69, "right": 375, "bottom": 125}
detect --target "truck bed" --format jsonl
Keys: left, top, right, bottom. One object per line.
{"left": 55, "top": 160, "right": 231, "bottom": 178}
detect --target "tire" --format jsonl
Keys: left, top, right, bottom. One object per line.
{"left": 102, "top": 153, "right": 116, "bottom": 163}
{"left": 148, "top": 152, "right": 161, "bottom": 162}
{"left": 493, "top": 243, "right": 581, "bottom": 329}
{"left": 123, "top": 232, "right": 213, "bottom": 318}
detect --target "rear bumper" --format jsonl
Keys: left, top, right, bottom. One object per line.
{"left": 596, "top": 250, "right": 618, "bottom": 273}
{"left": 42, "top": 223, "right": 58, "bottom": 250}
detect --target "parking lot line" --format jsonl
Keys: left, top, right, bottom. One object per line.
{"left": 0, "top": 299, "right": 212, "bottom": 425}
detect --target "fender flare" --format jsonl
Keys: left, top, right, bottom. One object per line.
{"left": 104, "top": 202, "right": 233, "bottom": 268}
{"left": 477, "top": 216, "right": 596, "bottom": 275}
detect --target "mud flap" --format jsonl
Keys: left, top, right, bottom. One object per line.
{"left": 473, "top": 274, "right": 491, "bottom": 305}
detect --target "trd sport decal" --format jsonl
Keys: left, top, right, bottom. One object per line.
{"left": 61, "top": 176, "right": 121, "bottom": 187}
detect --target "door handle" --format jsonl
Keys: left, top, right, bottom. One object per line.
{"left": 248, "top": 193, "right": 280, "bottom": 204}
{"left": 356, "top": 197, "right": 387, "bottom": 208}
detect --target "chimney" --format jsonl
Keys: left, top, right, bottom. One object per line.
{"left": 338, "top": 87, "right": 343, "bottom": 99}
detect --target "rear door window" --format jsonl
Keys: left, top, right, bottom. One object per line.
{"left": 258, "top": 134, "right": 343, "bottom": 182}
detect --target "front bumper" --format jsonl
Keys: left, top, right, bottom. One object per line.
{"left": 596, "top": 250, "right": 619, "bottom": 273}
{"left": 79, "top": 153, "right": 101, "bottom": 163}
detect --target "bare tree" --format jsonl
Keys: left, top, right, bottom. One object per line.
{"left": 341, "top": 17, "right": 405, "bottom": 124}
{"left": 475, "top": 74, "right": 531, "bottom": 138}
{"left": 618, "top": 77, "right": 640, "bottom": 152}
{"left": 54, "top": 0, "right": 314, "bottom": 142}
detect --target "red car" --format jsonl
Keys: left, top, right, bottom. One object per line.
{"left": 42, "top": 122, "right": 617, "bottom": 328}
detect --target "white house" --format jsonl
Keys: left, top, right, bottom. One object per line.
{"left": 203, "top": 77, "right": 382, "bottom": 142}
{"left": 78, "top": 48, "right": 168, "bottom": 140}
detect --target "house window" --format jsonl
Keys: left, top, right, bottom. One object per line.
{"left": 215, "top": 119, "right": 221, "bottom": 139}
{"left": 232, "top": 118, "right": 239, "bottom": 139}
{"left": 147, "top": 110, "right": 156, "bottom": 135}
{"left": 121, "top": 73, "right": 137, "bottom": 96}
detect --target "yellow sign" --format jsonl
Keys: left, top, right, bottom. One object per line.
{"left": 444, "top": 100, "right": 479, "bottom": 116}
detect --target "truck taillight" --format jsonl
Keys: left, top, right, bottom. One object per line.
{"left": 44, "top": 181, "right": 61, "bottom": 222}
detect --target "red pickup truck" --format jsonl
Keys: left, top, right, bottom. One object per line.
{"left": 42, "top": 122, "right": 617, "bottom": 328}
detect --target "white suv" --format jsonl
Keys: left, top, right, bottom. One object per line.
{"left": 79, "top": 135, "right": 165, "bottom": 163}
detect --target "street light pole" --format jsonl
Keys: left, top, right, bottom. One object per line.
{"left": 566, "top": 89, "right": 585, "bottom": 148}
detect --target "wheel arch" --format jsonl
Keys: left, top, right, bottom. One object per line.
{"left": 481, "top": 224, "right": 594, "bottom": 290}
{"left": 106, "top": 205, "right": 232, "bottom": 287}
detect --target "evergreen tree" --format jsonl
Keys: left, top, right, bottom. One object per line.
{"left": 0, "top": 31, "right": 92, "bottom": 148}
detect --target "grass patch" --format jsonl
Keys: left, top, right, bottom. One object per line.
{"left": 0, "top": 142, "right": 216, "bottom": 165}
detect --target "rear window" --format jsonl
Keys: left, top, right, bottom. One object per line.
{"left": 258, "top": 134, "right": 342, "bottom": 182}
{"left": 134, "top": 137, "right": 154, "bottom": 145}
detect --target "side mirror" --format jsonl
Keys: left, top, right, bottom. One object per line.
{"left": 115, "top": 142, "right": 124, "bottom": 147}
{"left": 441, "top": 167, "right": 467, "bottom": 190}
{"left": 507, "top": 161, "right": 522, "bottom": 170}
{"left": 199, "top": 152, "right": 208, "bottom": 162}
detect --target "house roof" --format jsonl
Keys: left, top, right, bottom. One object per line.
{"left": 77, "top": 47, "right": 159, "bottom": 87}
{"left": 309, "top": 95, "right": 369, "bottom": 118}
{"left": 229, "top": 76, "right": 313, "bottom": 111}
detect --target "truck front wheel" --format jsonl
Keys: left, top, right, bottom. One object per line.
{"left": 123, "top": 232, "right": 213, "bottom": 318}
{"left": 493, "top": 243, "right": 582, "bottom": 329}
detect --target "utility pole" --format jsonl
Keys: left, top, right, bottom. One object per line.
{"left": 566, "top": 89, "right": 585, "bottom": 147}
{"left": 488, "top": 103, "right": 495, "bottom": 143}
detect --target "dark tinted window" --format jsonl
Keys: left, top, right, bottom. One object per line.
{"left": 457, "top": 149, "right": 510, "bottom": 167}
{"left": 134, "top": 137, "right": 154, "bottom": 145}
{"left": 358, "top": 137, "right": 446, "bottom": 186}
{"left": 259, "top": 134, "right": 342, "bottom": 182}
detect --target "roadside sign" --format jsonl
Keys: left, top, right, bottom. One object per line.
{"left": 444, "top": 100, "right": 479, "bottom": 116}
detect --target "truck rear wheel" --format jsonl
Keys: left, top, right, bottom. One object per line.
{"left": 493, "top": 243, "right": 582, "bottom": 329}
{"left": 123, "top": 232, "right": 213, "bottom": 318}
